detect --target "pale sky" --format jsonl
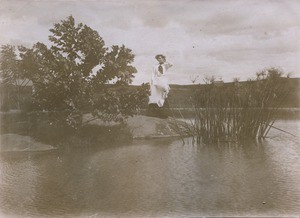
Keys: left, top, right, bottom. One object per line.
{"left": 1, "top": 0, "right": 300, "bottom": 84}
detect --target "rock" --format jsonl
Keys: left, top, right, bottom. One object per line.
{"left": 126, "top": 115, "right": 181, "bottom": 139}
{"left": 82, "top": 114, "right": 186, "bottom": 139}
{"left": 0, "top": 134, "right": 56, "bottom": 152}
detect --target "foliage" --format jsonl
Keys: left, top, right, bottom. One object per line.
{"left": 0, "top": 111, "right": 132, "bottom": 146}
{"left": 0, "top": 16, "right": 148, "bottom": 127}
{"left": 0, "top": 45, "right": 33, "bottom": 110}
{"left": 92, "top": 83, "right": 149, "bottom": 122}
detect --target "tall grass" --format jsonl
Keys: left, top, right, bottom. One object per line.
{"left": 169, "top": 68, "right": 291, "bottom": 144}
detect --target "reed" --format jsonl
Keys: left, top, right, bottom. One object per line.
{"left": 169, "top": 68, "right": 291, "bottom": 144}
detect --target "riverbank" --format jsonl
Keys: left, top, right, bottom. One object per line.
{"left": 0, "top": 111, "right": 185, "bottom": 150}
{"left": 0, "top": 133, "right": 56, "bottom": 152}
{"left": 83, "top": 114, "right": 182, "bottom": 139}
{"left": 139, "top": 107, "right": 300, "bottom": 119}
{"left": 1, "top": 108, "right": 299, "bottom": 150}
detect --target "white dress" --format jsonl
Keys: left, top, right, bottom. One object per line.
{"left": 148, "top": 62, "right": 172, "bottom": 107}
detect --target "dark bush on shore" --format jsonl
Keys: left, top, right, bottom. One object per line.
{"left": 31, "top": 122, "right": 132, "bottom": 148}
{"left": 28, "top": 112, "right": 132, "bottom": 147}
{"left": 0, "top": 111, "right": 132, "bottom": 147}
{"left": 92, "top": 83, "right": 149, "bottom": 122}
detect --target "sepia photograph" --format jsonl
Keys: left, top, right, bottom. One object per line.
{"left": 0, "top": 0, "right": 299, "bottom": 217}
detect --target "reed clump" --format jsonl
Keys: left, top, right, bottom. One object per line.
{"left": 170, "top": 68, "right": 291, "bottom": 144}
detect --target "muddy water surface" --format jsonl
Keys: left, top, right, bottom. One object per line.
{"left": 0, "top": 120, "right": 299, "bottom": 217}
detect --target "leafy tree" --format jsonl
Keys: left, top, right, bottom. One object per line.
{"left": 0, "top": 45, "right": 19, "bottom": 85}
{"left": 0, "top": 45, "right": 33, "bottom": 110}
{"left": 0, "top": 16, "right": 149, "bottom": 126}
{"left": 92, "top": 83, "right": 149, "bottom": 122}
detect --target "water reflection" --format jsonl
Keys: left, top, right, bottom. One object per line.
{"left": 0, "top": 120, "right": 299, "bottom": 217}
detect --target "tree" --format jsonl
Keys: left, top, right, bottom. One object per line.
{"left": 0, "top": 16, "right": 149, "bottom": 126}
{"left": 0, "top": 45, "right": 33, "bottom": 110}
{"left": 92, "top": 45, "right": 137, "bottom": 86}
{"left": 0, "top": 45, "right": 19, "bottom": 85}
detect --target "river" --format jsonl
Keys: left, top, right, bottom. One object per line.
{"left": 0, "top": 120, "right": 299, "bottom": 217}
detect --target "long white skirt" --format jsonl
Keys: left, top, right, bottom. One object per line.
{"left": 149, "top": 76, "right": 170, "bottom": 107}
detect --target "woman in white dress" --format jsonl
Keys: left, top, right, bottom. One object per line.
{"left": 148, "top": 54, "right": 173, "bottom": 108}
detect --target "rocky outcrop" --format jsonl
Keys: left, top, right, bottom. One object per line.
{"left": 82, "top": 114, "right": 183, "bottom": 139}
{"left": 126, "top": 115, "right": 180, "bottom": 139}
{"left": 0, "top": 134, "right": 56, "bottom": 152}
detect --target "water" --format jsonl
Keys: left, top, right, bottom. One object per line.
{"left": 0, "top": 120, "right": 299, "bottom": 217}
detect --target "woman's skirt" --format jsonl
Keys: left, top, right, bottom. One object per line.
{"left": 149, "top": 76, "right": 170, "bottom": 107}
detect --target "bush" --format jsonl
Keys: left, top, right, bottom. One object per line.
{"left": 92, "top": 83, "right": 150, "bottom": 122}
{"left": 26, "top": 111, "right": 132, "bottom": 147}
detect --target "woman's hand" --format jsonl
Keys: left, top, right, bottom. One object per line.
{"left": 164, "top": 62, "right": 173, "bottom": 70}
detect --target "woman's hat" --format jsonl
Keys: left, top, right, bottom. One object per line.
{"left": 155, "top": 54, "right": 166, "bottom": 60}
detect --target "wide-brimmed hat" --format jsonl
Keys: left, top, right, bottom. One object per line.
{"left": 155, "top": 54, "right": 166, "bottom": 60}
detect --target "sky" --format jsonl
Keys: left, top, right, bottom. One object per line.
{"left": 0, "top": 0, "right": 300, "bottom": 85}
